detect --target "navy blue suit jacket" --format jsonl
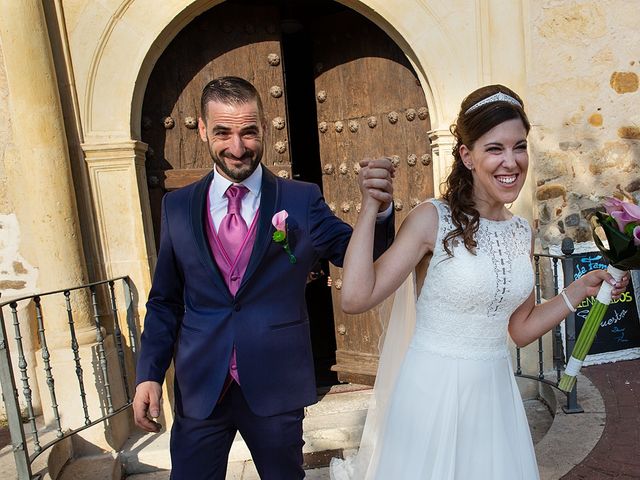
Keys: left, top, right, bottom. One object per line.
{"left": 136, "top": 167, "right": 394, "bottom": 418}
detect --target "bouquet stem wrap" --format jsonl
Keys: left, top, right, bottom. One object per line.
{"left": 557, "top": 265, "right": 626, "bottom": 392}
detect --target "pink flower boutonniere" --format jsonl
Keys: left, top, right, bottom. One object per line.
{"left": 272, "top": 210, "right": 297, "bottom": 264}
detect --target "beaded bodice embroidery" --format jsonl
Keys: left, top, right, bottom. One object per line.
{"left": 411, "top": 199, "right": 534, "bottom": 359}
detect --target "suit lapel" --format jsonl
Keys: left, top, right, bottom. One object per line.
{"left": 237, "top": 167, "right": 279, "bottom": 296}
{"left": 189, "top": 170, "right": 231, "bottom": 299}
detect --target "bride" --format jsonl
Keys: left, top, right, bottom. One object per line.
{"left": 331, "top": 85, "right": 630, "bottom": 479}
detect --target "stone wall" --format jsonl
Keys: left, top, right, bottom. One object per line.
{"left": 528, "top": 0, "right": 640, "bottom": 249}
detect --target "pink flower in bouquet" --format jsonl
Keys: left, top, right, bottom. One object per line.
{"left": 603, "top": 197, "right": 624, "bottom": 215}
{"left": 634, "top": 225, "right": 640, "bottom": 246}
{"left": 603, "top": 197, "right": 640, "bottom": 233}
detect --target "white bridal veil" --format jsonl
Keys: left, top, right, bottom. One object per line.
{"left": 330, "top": 273, "right": 417, "bottom": 479}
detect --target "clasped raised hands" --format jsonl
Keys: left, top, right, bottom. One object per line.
{"left": 357, "top": 157, "right": 395, "bottom": 212}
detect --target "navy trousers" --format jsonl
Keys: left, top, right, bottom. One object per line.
{"left": 169, "top": 382, "right": 306, "bottom": 480}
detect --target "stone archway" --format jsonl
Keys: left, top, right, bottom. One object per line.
{"left": 78, "top": 0, "right": 464, "bottom": 293}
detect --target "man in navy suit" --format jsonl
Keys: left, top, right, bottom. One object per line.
{"left": 133, "top": 76, "right": 395, "bottom": 479}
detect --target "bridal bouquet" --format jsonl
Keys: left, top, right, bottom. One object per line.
{"left": 558, "top": 197, "right": 640, "bottom": 392}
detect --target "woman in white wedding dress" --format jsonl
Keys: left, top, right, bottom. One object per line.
{"left": 331, "top": 85, "right": 630, "bottom": 480}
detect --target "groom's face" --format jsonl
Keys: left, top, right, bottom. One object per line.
{"left": 198, "top": 99, "right": 265, "bottom": 182}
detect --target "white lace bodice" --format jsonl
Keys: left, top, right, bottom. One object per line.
{"left": 411, "top": 199, "right": 534, "bottom": 359}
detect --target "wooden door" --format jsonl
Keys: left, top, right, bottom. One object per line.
{"left": 141, "top": 1, "right": 433, "bottom": 386}
{"left": 311, "top": 11, "right": 434, "bottom": 384}
{"left": 141, "top": 3, "right": 290, "bottom": 246}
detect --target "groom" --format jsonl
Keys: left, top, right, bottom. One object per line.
{"left": 133, "top": 76, "right": 395, "bottom": 479}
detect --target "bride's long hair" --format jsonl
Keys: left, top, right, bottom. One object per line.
{"left": 441, "top": 84, "right": 531, "bottom": 255}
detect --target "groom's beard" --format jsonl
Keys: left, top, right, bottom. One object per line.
{"left": 207, "top": 141, "right": 262, "bottom": 183}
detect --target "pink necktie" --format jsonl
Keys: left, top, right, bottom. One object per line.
{"left": 219, "top": 185, "right": 249, "bottom": 262}
{"left": 219, "top": 184, "right": 248, "bottom": 387}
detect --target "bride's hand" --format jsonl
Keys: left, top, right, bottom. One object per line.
{"left": 358, "top": 157, "right": 395, "bottom": 212}
{"left": 570, "top": 269, "right": 630, "bottom": 302}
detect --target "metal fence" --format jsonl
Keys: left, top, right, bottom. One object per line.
{"left": 0, "top": 276, "right": 137, "bottom": 480}
{"left": 514, "top": 253, "right": 583, "bottom": 413}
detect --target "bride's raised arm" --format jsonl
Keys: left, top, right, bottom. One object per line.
{"left": 342, "top": 162, "right": 438, "bottom": 314}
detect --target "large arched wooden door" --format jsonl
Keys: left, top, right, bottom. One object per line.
{"left": 140, "top": 1, "right": 433, "bottom": 386}
{"left": 310, "top": 11, "right": 433, "bottom": 384}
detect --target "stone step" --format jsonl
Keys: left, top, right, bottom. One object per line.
{"left": 119, "top": 387, "right": 372, "bottom": 475}
{"left": 58, "top": 455, "right": 122, "bottom": 480}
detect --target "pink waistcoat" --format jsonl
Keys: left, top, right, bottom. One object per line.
{"left": 205, "top": 195, "right": 259, "bottom": 385}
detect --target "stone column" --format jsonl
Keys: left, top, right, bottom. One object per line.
{"left": 428, "top": 128, "right": 455, "bottom": 193}
{"left": 83, "top": 141, "right": 175, "bottom": 428}
{"left": 0, "top": 0, "right": 129, "bottom": 451}
{"left": 0, "top": 0, "right": 96, "bottom": 346}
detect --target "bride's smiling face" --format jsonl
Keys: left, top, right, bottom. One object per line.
{"left": 460, "top": 118, "right": 529, "bottom": 210}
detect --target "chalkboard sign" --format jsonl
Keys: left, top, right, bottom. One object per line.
{"left": 571, "top": 251, "right": 640, "bottom": 364}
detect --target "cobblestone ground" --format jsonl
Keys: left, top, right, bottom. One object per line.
{"left": 562, "top": 358, "right": 640, "bottom": 479}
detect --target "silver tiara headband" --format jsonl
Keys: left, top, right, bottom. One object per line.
{"left": 464, "top": 92, "right": 522, "bottom": 115}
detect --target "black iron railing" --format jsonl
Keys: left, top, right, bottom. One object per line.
{"left": 0, "top": 276, "right": 137, "bottom": 480}
{"left": 517, "top": 253, "right": 582, "bottom": 413}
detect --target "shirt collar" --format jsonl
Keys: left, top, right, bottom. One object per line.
{"left": 212, "top": 163, "right": 263, "bottom": 199}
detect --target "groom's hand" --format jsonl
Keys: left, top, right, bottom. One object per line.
{"left": 133, "top": 381, "right": 163, "bottom": 433}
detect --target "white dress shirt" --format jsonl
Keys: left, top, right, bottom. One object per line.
{"left": 208, "top": 164, "right": 263, "bottom": 232}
